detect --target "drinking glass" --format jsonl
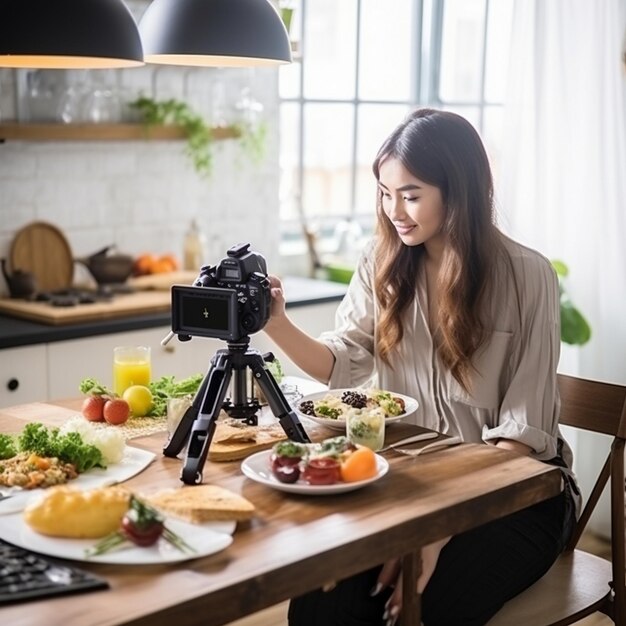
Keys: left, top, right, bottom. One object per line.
{"left": 346, "top": 409, "right": 385, "bottom": 452}
{"left": 166, "top": 395, "right": 193, "bottom": 439}
{"left": 113, "top": 346, "right": 151, "bottom": 396}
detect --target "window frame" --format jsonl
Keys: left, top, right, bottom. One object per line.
{"left": 278, "top": 0, "right": 506, "bottom": 250}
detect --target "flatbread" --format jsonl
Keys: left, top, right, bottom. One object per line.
{"left": 145, "top": 485, "right": 255, "bottom": 523}
{"left": 208, "top": 420, "right": 287, "bottom": 462}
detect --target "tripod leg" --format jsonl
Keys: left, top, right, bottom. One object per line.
{"left": 181, "top": 352, "right": 233, "bottom": 484}
{"left": 250, "top": 357, "right": 311, "bottom": 444}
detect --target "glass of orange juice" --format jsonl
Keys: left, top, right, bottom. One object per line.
{"left": 113, "top": 346, "right": 151, "bottom": 396}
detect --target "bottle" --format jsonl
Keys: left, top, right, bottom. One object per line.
{"left": 183, "top": 218, "right": 208, "bottom": 270}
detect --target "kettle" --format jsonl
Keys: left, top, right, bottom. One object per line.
{"left": 1, "top": 258, "right": 37, "bottom": 298}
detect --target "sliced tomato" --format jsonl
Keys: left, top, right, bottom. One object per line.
{"left": 301, "top": 457, "right": 341, "bottom": 485}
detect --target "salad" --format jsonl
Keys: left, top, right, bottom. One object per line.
{"left": 298, "top": 388, "right": 406, "bottom": 421}
{"left": 0, "top": 421, "right": 125, "bottom": 490}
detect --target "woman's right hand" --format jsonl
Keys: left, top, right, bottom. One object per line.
{"left": 263, "top": 274, "right": 335, "bottom": 384}
{"left": 268, "top": 274, "right": 287, "bottom": 321}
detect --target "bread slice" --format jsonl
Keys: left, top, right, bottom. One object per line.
{"left": 145, "top": 485, "right": 255, "bottom": 523}
{"left": 208, "top": 420, "right": 287, "bottom": 462}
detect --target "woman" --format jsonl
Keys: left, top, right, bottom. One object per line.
{"left": 264, "top": 108, "right": 579, "bottom": 626}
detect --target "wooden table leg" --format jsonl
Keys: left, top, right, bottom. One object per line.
{"left": 401, "top": 550, "right": 422, "bottom": 626}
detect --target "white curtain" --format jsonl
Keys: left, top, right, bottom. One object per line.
{"left": 499, "top": 0, "right": 626, "bottom": 385}
{"left": 498, "top": 0, "right": 626, "bottom": 537}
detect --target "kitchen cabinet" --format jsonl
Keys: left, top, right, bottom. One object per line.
{"left": 0, "top": 345, "right": 48, "bottom": 408}
{"left": 249, "top": 301, "right": 339, "bottom": 380}
{"left": 0, "top": 299, "right": 339, "bottom": 406}
{"left": 46, "top": 326, "right": 223, "bottom": 399}
{"left": 45, "top": 300, "right": 339, "bottom": 399}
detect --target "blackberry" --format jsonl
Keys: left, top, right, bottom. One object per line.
{"left": 299, "top": 400, "right": 316, "bottom": 416}
{"left": 341, "top": 390, "right": 367, "bottom": 409}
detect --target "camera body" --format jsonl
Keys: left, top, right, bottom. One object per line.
{"left": 171, "top": 243, "right": 271, "bottom": 342}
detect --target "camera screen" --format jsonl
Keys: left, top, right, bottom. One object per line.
{"left": 183, "top": 296, "right": 229, "bottom": 331}
{"left": 171, "top": 286, "right": 237, "bottom": 340}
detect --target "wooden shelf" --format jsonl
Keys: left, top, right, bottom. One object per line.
{"left": 0, "top": 122, "right": 240, "bottom": 142}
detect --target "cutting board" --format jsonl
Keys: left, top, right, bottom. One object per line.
{"left": 0, "top": 291, "right": 171, "bottom": 325}
{"left": 207, "top": 421, "right": 287, "bottom": 462}
{"left": 9, "top": 221, "right": 74, "bottom": 291}
{"left": 128, "top": 271, "right": 199, "bottom": 291}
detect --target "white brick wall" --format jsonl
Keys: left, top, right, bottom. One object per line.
{"left": 0, "top": 0, "right": 282, "bottom": 295}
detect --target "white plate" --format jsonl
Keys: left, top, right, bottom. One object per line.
{"left": 0, "top": 446, "right": 156, "bottom": 516}
{"left": 0, "top": 512, "right": 235, "bottom": 564}
{"left": 295, "top": 389, "right": 419, "bottom": 432}
{"left": 241, "top": 449, "right": 389, "bottom": 495}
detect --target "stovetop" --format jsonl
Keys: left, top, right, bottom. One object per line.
{"left": 31, "top": 284, "right": 136, "bottom": 308}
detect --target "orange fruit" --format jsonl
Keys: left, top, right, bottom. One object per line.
{"left": 159, "top": 253, "right": 179, "bottom": 271}
{"left": 151, "top": 258, "right": 175, "bottom": 274}
{"left": 133, "top": 253, "right": 158, "bottom": 276}
{"left": 340, "top": 446, "right": 378, "bottom": 483}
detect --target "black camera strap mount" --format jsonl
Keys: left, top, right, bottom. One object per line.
{"left": 163, "top": 338, "right": 311, "bottom": 485}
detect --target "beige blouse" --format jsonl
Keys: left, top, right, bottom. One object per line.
{"left": 319, "top": 236, "right": 581, "bottom": 515}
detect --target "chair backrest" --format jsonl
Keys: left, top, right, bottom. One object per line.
{"left": 557, "top": 373, "right": 626, "bottom": 621}
{"left": 559, "top": 374, "right": 626, "bottom": 437}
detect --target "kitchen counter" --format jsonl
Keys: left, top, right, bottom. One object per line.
{"left": 0, "top": 276, "right": 347, "bottom": 350}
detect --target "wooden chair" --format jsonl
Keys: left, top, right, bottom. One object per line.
{"left": 487, "top": 373, "right": 626, "bottom": 626}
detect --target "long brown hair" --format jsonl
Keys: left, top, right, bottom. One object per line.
{"left": 372, "top": 108, "right": 505, "bottom": 392}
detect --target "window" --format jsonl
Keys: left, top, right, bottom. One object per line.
{"left": 278, "top": 0, "right": 514, "bottom": 259}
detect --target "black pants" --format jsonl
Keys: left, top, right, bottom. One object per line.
{"left": 288, "top": 491, "right": 570, "bottom": 626}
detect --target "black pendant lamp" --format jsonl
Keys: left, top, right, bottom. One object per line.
{"left": 139, "top": 0, "right": 292, "bottom": 67}
{"left": 0, "top": 0, "right": 143, "bottom": 69}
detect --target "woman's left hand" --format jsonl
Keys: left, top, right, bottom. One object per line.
{"left": 375, "top": 558, "right": 403, "bottom": 624}
{"left": 374, "top": 536, "right": 452, "bottom": 625}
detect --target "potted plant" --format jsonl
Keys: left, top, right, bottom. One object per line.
{"left": 551, "top": 260, "right": 592, "bottom": 345}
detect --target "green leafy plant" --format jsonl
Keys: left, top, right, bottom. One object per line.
{"left": 130, "top": 95, "right": 268, "bottom": 178}
{"left": 234, "top": 119, "right": 268, "bottom": 165}
{"left": 130, "top": 96, "right": 216, "bottom": 178}
{"left": 551, "top": 260, "right": 592, "bottom": 346}
{"left": 280, "top": 6, "right": 294, "bottom": 34}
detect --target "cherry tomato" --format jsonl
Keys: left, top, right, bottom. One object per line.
{"left": 103, "top": 398, "right": 130, "bottom": 425}
{"left": 120, "top": 496, "right": 165, "bottom": 547}
{"left": 301, "top": 457, "right": 341, "bottom": 485}
{"left": 121, "top": 515, "right": 163, "bottom": 546}
{"left": 81, "top": 395, "right": 105, "bottom": 422}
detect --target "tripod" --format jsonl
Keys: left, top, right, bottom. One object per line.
{"left": 163, "top": 338, "right": 311, "bottom": 485}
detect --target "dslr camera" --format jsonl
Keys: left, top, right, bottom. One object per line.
{"left": 171, "top": 243, "right": 271, "bottom": 343}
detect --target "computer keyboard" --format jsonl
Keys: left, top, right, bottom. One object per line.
{"left": 0, "top": 538, "right": 108, "bottom": 605}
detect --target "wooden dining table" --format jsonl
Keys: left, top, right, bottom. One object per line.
{"left": 0, "top": 394, "right": 563, "bottom": 626}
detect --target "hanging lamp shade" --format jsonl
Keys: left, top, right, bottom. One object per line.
{"left": 139, "top": 0, "right": 292, "bottom": 67}
{"left": 0, "top": 0, "right": 143, "bottom": 69}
